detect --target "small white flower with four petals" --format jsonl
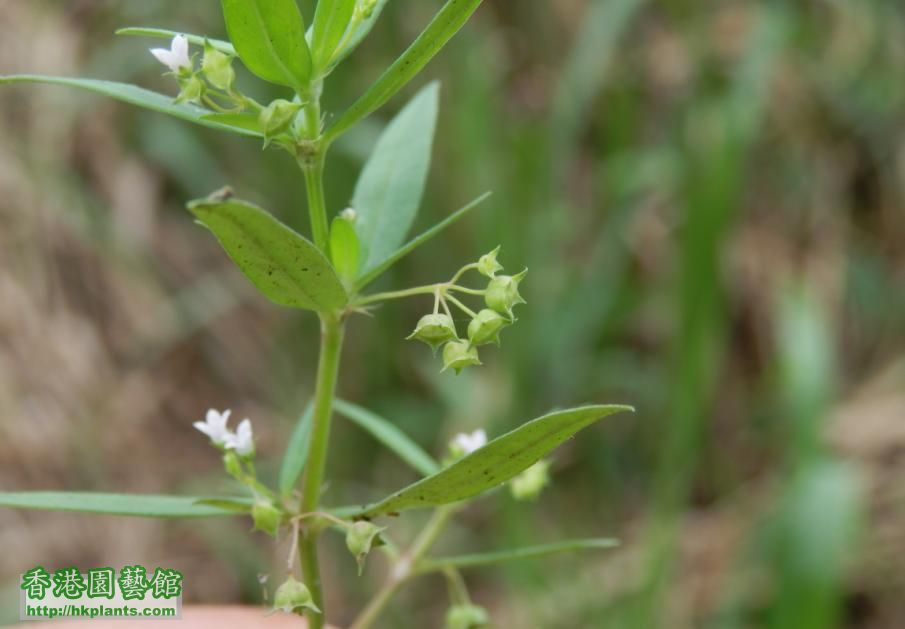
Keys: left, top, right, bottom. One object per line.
{"left": 150, "top": 35, "right": 193, "bottom": 74}
{"left": 224, "top": 418, "right": 255, "bottom": 457}
{"left": 193, "top": 408, "right": 232, "bottom": 446}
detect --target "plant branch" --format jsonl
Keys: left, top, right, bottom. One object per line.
{"left": 353, "top": 284, "right": 441, "bottom": 308}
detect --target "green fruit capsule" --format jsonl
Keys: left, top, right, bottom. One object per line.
{"left": 477, "top": 246, "right": 503, "bottom": 278}
{"left": 258, "top": 99, "right": 301, "bottom": 142}
{"left": 273, "top": 576, "right": 320, "bottom": 614}
{"left": 484, "top": 269, "right": 527, "bottom": 318}
{"left": 202, "top": 41, "right": 235, "bottom": 90}
{"left": 407, "top": 313, "right": 458, "bottom": 351}
{"left": 467, "top": 308, "right": 510, "bottom": 346}
{"left": 345, "top": 521, "right": 386, "bottom": 575}
{"left": 175, "top": 75, "right": 204, "bottom": 105}
{"left": 442, "top": 340, "right": 481, "bottom": 374}
{"left": 446, "top": 603, "right": 490, "bottom": 629}
{"left": 251, "top": 500, "right": 282, "bottom": 537}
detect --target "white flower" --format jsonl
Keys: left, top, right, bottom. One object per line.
{"left": 452, "top": 429, "right": 487, "bottom": 455}
{"left": 150, "top": 35, "right": 192, "bottom": 74}
{"left": 193, "top": 408, "right": 231, "bottom": 446}
{"left": 225, "top": 418, "right": 254, "bottom": 457}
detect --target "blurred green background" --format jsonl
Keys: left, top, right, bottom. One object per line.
{"left": 1, "top": 0, "right": 904, "bottom": 627}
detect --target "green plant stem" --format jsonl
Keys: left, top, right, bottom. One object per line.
{"left": 299, "top": 314, "right": 345, "bottom": 628}
{"left": 445, "top": 293, "right": 477, "bottom": 318}
{"left": 301, "top": 151, "right": 329, "bottom": 253}
{"left": 353, "top": 284, "right": 440, "bottom": 307}
{"left": 350, "top": 505, "right": 458, "bottom": 629}
{"left": 447, "top": 285, "right": 485, "bottom": 296}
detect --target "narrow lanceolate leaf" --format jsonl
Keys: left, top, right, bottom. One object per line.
{"left": 193, "top": 498, "right": 255, "bottom": 514}
{"left": 418, "top": 538, "right": 620, "bottom": 572}
{"left": 353, "top": 82, "right": 439, "bottom": 274}
{"left": 334, "top": 399, "right": 440, "bottom": 477}
{"left": 325, "top": 0, "right": 483, "bottom": 142}
{"left": 354, "top": 405, "right": 633, "bottom": 518}
{"left": 188, "top": 195, "right": 347, "bottom": 312}
{"left": 221, "top": 0, "right": 312, "bottom": 92}
{"left": 115, "top": 27, "right": 236, "bottom": 55}
{"left": 0, "top": 76, "right": 262, "bottom": 138}
{"left": 355, "top": 191, "right": 491, "bottom": 291}
{"left": 279, "top": 404, "right": 314, "bottom": 497}
{"left": 310, "top": 0, "right": 357, "bottom": 72}
{"left": 0, "top": 492, "right": 250, "bottom": 518}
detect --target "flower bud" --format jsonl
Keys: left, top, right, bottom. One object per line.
{"left": 175, "top": 75, "right": 204, "bottom": 104}
{"left": 273, "top": 576, "right": 320, "bottom": 614}
{"left": 340, "top": 207, "right": 358, "bottom": 223}
{"left": 359, "top": 0, "right": 379, "bottom": 19}
{"left": 510, "top": 459, "right": 551, "bottom": 501}
{"left": 345, "top": 521, "right": 386, "bottom": 575}
{"left": 202, "top": 40, "right": 235, "bottom": 90}
{"left": 258, "top": 99, "right": 301, "bottom": 143}
{"left": 477, "top": 246, "right": 503, "bottom": 278}
{"left": 252, "top": 499, "right": 283, "bottom": 537}
{"left": 222, "top": 451, "right": 243, "bottom": 480}
{"left": 442, "top": 340, "right": 481, "bottom": 374}
{"left": 448, "top": 429, "right": 487, "bottom": 461}
{"left": 446, "top": 603, "right": 490, "bottom": 629}
{"left": 467, "top": 309, "right": 510, "bottom": 346}
{"left": 484, "top": 269, "right": 527, "bottom": 318}
{"left": 407, "top": 314, "right": 458, "bottom": 351}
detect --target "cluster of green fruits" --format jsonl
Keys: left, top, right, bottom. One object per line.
{"left": 407, "top": 248, "right": 526, "bottom": 374}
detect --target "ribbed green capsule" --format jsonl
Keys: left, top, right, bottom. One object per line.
{"left": 251, "top": 499, "right": 282, "bottom": 537}
{"left": 467, "top": 308, "right": 510, "bottom": 346}
{"left": 345, "top": 521, "right": 386, "bottom": 575}
{"left": 202, "top": 40, "right": 235, "bottom": 90}
{"left": 484, "top": 269, "right": 527, "bottom": 318}
{"left": 442, "top": 340, "right": 481, "bottom": 374}
{"left": 273, "top": 576, "right": 320, "bottom": 614}
{"left": 407, "top": 313, "right": 458, "bottom": 351}
{"left": 446, "top": 603, "right": 490, "bottom": 629}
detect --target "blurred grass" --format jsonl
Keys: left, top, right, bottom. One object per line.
{"left": 1, "top": 0, "right": 905, "bottom": 627}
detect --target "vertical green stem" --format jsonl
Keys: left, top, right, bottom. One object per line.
{"left": 299, "top": 314, "right": 345, "bottom": 628}
{"left": 299, "top": 83, "right": 328, "bottom": 253}
{"left": 301, "top": 150, "right": 329, "bottom": 253}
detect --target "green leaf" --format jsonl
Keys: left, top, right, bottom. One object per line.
{"left": 329, "top": 216, "right": 360, "bottom": 286}
{"left": 310, "top": 0, "right": 357, "bottom": 72}
{"left": 355, "top": 191, "right": 491, "bottom": 291}
{"left": 334, "top": 399, "right": 440, "bottom": 477}
{"left": 201, "top": 112, "right": 263, "bottom": 134}
{"left": 0, "top": 76, "right": 262, "bottom": 138}
{"left": 221, "top": 0, "right": 312, "bottom": 92}
{"left": 354, "top": 405, "right": 633, "bottom": 518}
{"left": 353, "top": 82, "right": 439, "bottom": 274}
{"left": 115, "top": 27, "right": 236, "bottom": 56}
{"left": 188, "top": 195, "right": 347, "bottom": 311}
{"left": 0, "top": 492, "right": 250, "bottom": 518}
{"left": 418, "top": 538, "right": 620, "bottom": 572}
{"left": 325, "top": 0, "right": 483, "bottom": 142}
{"left": 279, "top": 404, "right": 314, "bottom": 497}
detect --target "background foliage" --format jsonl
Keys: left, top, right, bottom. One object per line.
{"left": 1, "top": 1, "right": 904, "bottom": 627}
